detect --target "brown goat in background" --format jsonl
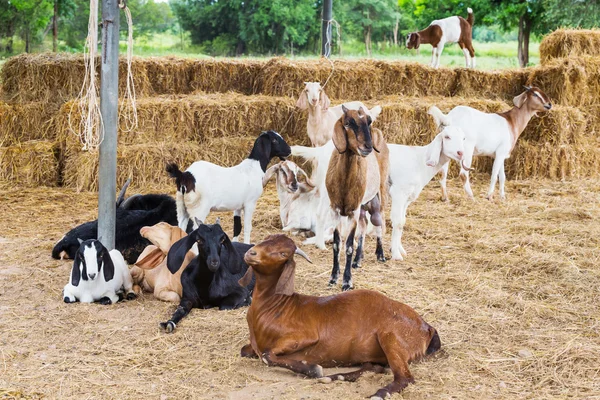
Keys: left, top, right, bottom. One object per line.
{"left": 239, "top": 235, "right": 440, "bottom": 399}
{"left": 325, "top": 105, "right": 389, "bottom": 291}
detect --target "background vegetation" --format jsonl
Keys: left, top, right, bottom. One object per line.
{"left": 0, "top": 0, "right": 599, "bottom": 68}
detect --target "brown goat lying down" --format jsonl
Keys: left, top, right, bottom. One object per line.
{"left": 239, "top": 234, "right": 441, "bottom": 399}
{"left": 131, "top": 222, "right": 195, "bottom": 302}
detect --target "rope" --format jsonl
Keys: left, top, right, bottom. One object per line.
{"left": 118, "top": 0, "right": 138, "bottom": 132}
{"left": 321, "top": 18, "right": 340, "bottom": 89}
{"left": 68, "top": 0, "right": 137, "bottom": 151}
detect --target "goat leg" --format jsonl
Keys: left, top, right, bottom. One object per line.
{"left": 241, "top": 343, "right": 258, "bottom": 359}
{"left": 319, "top": 363, "right": 386, "bottom": 384}
{"left": 342, "top": 223, "right": 357, "bottom": 291}
{"left": 329, "top": 229, "right": 341, "bottom": 286}
{"left": 370, "top": 332, "right": 415, "bottom": 399}
{"left": 352, "top": 208, "right": 368, "bottom": 269}
{"left": 262, "top": 348, "right": 323, "bottom": 378}
{"left": 218, "top": 288, "right": 250, "bottom": 310}
{"left": 160, "top": 299, "right": 194, "bottom": 333}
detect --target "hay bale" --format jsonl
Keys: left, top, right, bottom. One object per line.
{"left": 55, "top": 93, "right": 309, "bottom": 154}
{"left": 454, "top": 68, "right": 530, "bottom": 101}
{"left": 0, "top": 140, "right": 59, "bottom": 186}
{"left": 0, "top": 101, "right": 58, "bottom": 146}
{"left": 63, "top": 138, "right": 257, "bottom": 191}
{"left": 540, "top": 29, "right": 600, "bottom": 64}
{"left": 527, "top": 57, "right": 600, "bottom": 107}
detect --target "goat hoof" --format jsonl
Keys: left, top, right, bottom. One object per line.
{"left": 98, "top": 297, "right": 112, "bottom": 305}
{"left": 126, "top": 292, "right": 137, "bottom": 300}
{"left": 318, "top": 377, "right": 332, "bottom": 384}
{"left": 328, "top": 279, "right": 337, "bottom": 287}
{"left": 160, "top": 321, "right": 176, "bottom": 333}
{"left": 377, "top": 254, "right": 387, "bottom": 263}
{"left": 351, "top": 261, "right": 361, "bottom": 269}
{"left": 63, "top": 297, "right": 74, "bottom": 303}
{"left": 308, "top": 364, "right": 324, "bottom": 378}
{"left": 341, "top": 283, "right": 353, "bottom": 292}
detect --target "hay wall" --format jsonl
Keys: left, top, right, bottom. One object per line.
{"left": 540, "top": 29, "right": 600, "bottom": 65}
{"left": 0, "top": 140, "right": 59, "bottom": 186}
{"left": 0, "top": 101, "right": 57, "bottom": 145}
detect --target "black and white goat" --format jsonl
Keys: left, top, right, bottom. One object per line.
{"left": 159, "top": 220, "right": 254, "bottom": 333}
{"left": 166, "top": 130, "right": 291, "bottom": 244}
{"left": 63, "top": 239, "right": 136, "bottom": 304}
{"left": 52, "top": 182, "right": 179, "bottom": 264}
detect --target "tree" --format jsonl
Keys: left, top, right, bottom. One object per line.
{"left": 543, "top": 0, "right": 600, "bottom": 28}
{"left": 342, "top": 0, "right": 399, "bottom": 56}
{"left": 12, "top": 0, "right": 53, "bottom": 52}
{"left": 52, "top": 0, "right": 76, "bottom": 52}
{"left": 0, "top": 1, "right": 19, "bottom": 53}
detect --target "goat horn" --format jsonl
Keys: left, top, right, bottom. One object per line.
{"left": 294, "top": 247, "right": 312, "bottom": 264}
{"left": 523, "top": 85, "right": 532, "bottom": 90}
{"left": 461, "top": 160, "right": 475, "bottom": 172}
{"left": 116, "top": 178, "right": 131, "bottom": 207}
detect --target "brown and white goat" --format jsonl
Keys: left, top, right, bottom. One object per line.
{"left": 131, "top": 222, "right": 195, "bottom": 302}
{"left": 239, "top": 234, "right": 441, "bottom": 400}
{"left": 429, "top": 86, "right": 552, "bottom": 200}
{"left": 407, "top": 7, "right": 475, "bottom": 68}
{"left": 325, "top": 105, "right": 389, "bottom": 291}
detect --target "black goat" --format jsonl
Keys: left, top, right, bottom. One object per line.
{"left": 160, "top": 220, "right": 254, "bottom": 333}
{"left": 52, "top": 182, "right": 180, "bottom": 264}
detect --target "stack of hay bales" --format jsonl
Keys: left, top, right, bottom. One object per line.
{"left": 1, "top": 29, "right": 599, "bottom": 190}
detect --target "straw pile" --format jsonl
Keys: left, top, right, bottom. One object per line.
{"left": 0, "top": 140, "right": 59, "bottom": 186}
{"left": 62, "top": 138, "right": 257, "bottom": 191}
{"left": 540, "top": 29, "right": 600, "bottom": 64}
{"left": 453, "top": 68, "right": 530, "bottom": 100}
{"left": 527, "top": 56, "right": 600, "bottom": 107}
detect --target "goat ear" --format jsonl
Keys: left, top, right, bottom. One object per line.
{"left": 135, "top": 245, "right": 165, "bottom": 270}
{"left": 513, "top": 91, "right": 528, "bottom": 108}
{"left": 275, "top": 259, "right": 296, "bottom": 296}
{"left": 262, "top": 164, "right": 280, "bottom": 187}
{"left": 167, "top": 234, "right": 197, "bottom": 274}
{"left": 296, "top": 90, "right": 308, "bottom": 110}
{"left": 215, "top": 217, "right": 221, "bottom": 225}
{"left": 332, "top": 121, "right": 348, "bottom": 154}
{"left": 319, "top": 90, "right": 330, "bottom": 111}
{"left": 371, "top": 127, "right": 386, "bottom": 153}
{"left": 101, "top": 248, "right": 115, "bottom": 282}
{"left": 77, "top": 238, "right": 84, "bottom": 245}
{"left": 297, "top": 167, "right": 315, "bottom": 189}
{"left": 238, "top": 266, "right": 254, "bottom": 287}
{"left": 425, "top": 133, "right": 443, "bottom": 167}
{"left": 170, "top": 226, "right": 187, "bottom": 246}
{"left": 71, "top": 256, "right": 82, "bottom": 286}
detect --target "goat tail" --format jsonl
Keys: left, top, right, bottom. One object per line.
{"left": 291, "top": 145, "right": 321, "bottom": 162}
{"left": 428, "top": 106, "right": 451, "bottom": 128}
{"left": 165, "top": 162, "right": 183, "bottom": 179}
{"left": 467, "top": 7, "right": 474, "bottom": 26}
{"left": 426, "top": 327, "right": 442, "bottom": 355}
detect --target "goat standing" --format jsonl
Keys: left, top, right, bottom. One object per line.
{"left": 406, "top": 8, "right": 475, "bottom": 68}
{"left": 429, "top": 86, "right": 552, "bottom": 200}
{"left": 239, "top": 235, "right": 441, "bottom": 399}
{"left": 326, "top": 106, "right": 389, "bottom": 291}
{"left": 166, "top": 130, "right": 291, "bottom": 244}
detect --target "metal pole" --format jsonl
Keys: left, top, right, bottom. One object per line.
{"left": 321, "top": 0, "right": 332, "bottom": 56}
{"left": 98, "top": 0, "right": 119, "bottom": 250}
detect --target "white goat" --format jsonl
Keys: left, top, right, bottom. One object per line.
{"left": 166, "top": 130, "right": 291, "bottom": 244}
{"left": 296, "top": 82, "right": 382, "bottom": 146}
{"left": 263, "top": 160, "right": 334, "bottom": 243}
{"left": 429, "top": 86, "right": 552, "bottom": 201}
{"left": 63, "top": 239, "right": 136, "bottom": 304}
{"left": 389, "top": 126, "right": 467, "bottom": 260}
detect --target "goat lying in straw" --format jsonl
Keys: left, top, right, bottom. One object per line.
{"left": 239, "top": 234, "right": 441, "bottom": 400}
{"left": 325, "top": 106, "right": 389, "bottom": 291}
{"left": 131, "top": 222, "right": 196, "bottom": 302}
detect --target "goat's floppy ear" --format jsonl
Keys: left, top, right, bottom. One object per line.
{"left": 262, "top": 164, "right": 280, "bottom": 187}
{"left": 101, "top": 247, "right": 115, "bottom": 282}
{"left": 425, "top": 133, "right": 443, "bottom": 167}
{"left": 371, "top": 127, "right": 385, "bottom": 153}
{"left": 275, "top": 259, "right": 296, "bottom": 296}
{"left": 319, "top": 90, "right": 330, "bottom": 111}
{"left": 513, "top": 91, "right": 528, "bottom": 108}
{"left": 332, "top": 121, "right": 348, "bottom": 154}
{"left": 71, "top": 256, "right": 82, "bottom": 286}
{"left": 135, "top": 245, "right": 165, "bottom": 270}
{"left": 77, "top": 238, "right": 84, "bottom": 245}
{"left": 297, "top": 167, "right": 315, "bottom": 190}
{"left": 414, "top": 33, "right": 421, "bottom": 49}
{"left": 167, "top": 234, "right": 197, "bottom": 274}
{"left": 239, "top": 267, "right": 254, "bottom": 287}
{"left": 296, "top": 90, "right": 308, "bottom": 110}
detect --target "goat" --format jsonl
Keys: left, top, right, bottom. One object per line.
{"left": 296, "top": 82, "right": 382, "bottom": 146}
{"left": 388, "top": 126, "right": 468, "bottom": 260}
{"left": 262, "top": 160, "right": 334, "bottom": 243}
{"left": 159, "top": 220, "right": 254, "bottom": 333}
{"left": 52, "top": 183, "right": 178, "bottom": 264}
{"left": 325, "top": 106, "right": 389, "bottom": 291}
{"left": 166, "top": 130, "right": 291, "bottom": 244}
{"left": 131, "top": 222, "right": 196, "bottom": 302}
{"left": 429, "top": 86, "right": 552, "bottom": 200}
{"left": 63, "top": 239, "right": 136, "bottom": 304}
{"left": 406, "top": 7, "right": 475, "bottom": 68}
{"left": 239, "top": 234, "right": 441, "bottom": 400}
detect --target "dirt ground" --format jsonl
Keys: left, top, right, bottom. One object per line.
{"left": 1, "top": 176, "right": 599, "bottom": 400}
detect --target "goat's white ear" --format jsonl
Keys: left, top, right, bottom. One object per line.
{"left": 425, "top": 133, "right": 443, "bottom": 167}
{"left": 77, "top": 238, "right": 84, "bottom": 244}
{"left": 513, "top": 91, "right": 528, "bottom": 108}
{"left": 296, "top": 90, "right": 308, "bottom": 110}
{"left": 319, "top": 90, "right": 330, "bottom": 111}
{"left": 215, "top": 217, "right": 221, "bottom": 225}
{"left": 262, "top": 164, "right": 280, "bottom": 187}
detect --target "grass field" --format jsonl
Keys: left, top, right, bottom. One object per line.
{"left": 1, "top": 176, "right": 599, "bottom": 399}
